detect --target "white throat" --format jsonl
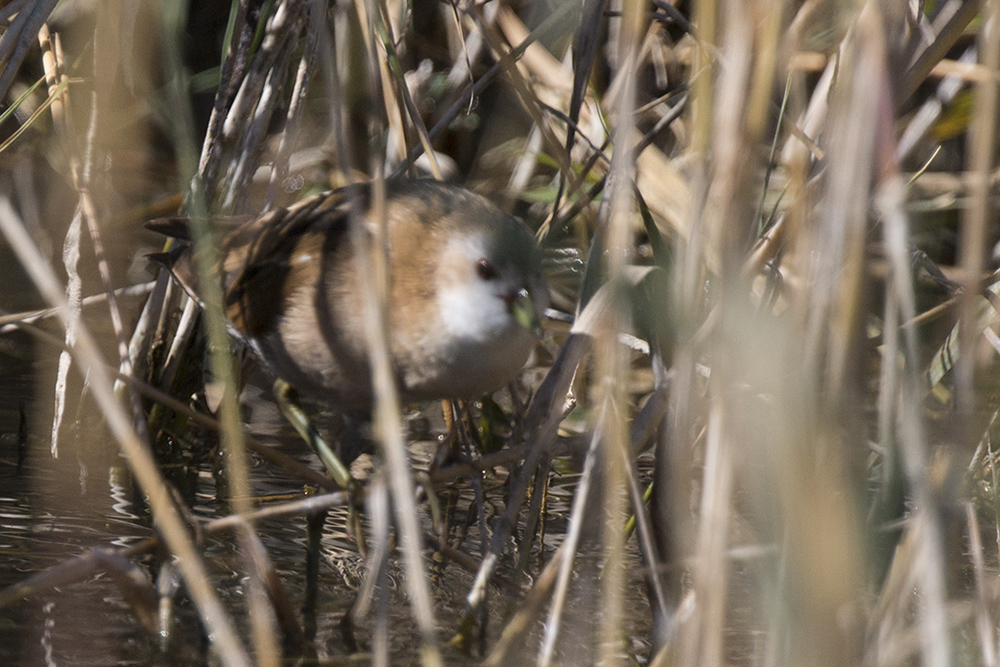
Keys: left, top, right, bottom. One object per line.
{"left": 434, "top": 278, "right": 533, "bottom": 398}
{"left": 437, "top": 279, "right": 514, "bottom": 342}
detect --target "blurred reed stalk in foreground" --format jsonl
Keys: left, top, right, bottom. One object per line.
{"left": 3, "top": 0, "right": 1000, "bottom": 666}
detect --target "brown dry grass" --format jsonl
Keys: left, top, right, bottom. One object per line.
{"left": 2, "top": 1, "right": 1000, "bottom": 666}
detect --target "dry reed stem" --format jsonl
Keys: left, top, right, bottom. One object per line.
{"left": 537, "top": 417, "right": 604, "bottom": 667}
{"left": 0, "top": 0, "right": 59, "bottom": 102}
{"left": 594, "top": 1, "right": 645, "bottom": 663}
{"left": 880, "top": 179, "right": 951, "bottom": 666}
{"left": 902, "top": 0, "right": 984, "bottom": 103}
{"left": 350, "top": 3, "right": 442, "bottom": 663}
{"left": 263, "top": 0, "right": 323, "bottom": 209}
{"left": 391, "top": 0, "right": 578, "bottom": 178}
{"left": 373, "top": 2, "right": 444, "bottom": 180}
{"left": 221, "top": 0, "right": 305, "bottom": 215}
{"left": 365, "top": 475, "right": 392, "bottom": 667}
{"left": 49, "top": 207, "right": 80, "bottom": 459}
{"left": 158, "top": 3, "right": 286, "bottom": 660}
{"left": 0, "top": 491, "right": 349, "bottom": 610}
{"left": 0, "top": 282, "right": 155, "bottom": 329}
{"left": 0, "top": 198, "right": 252, "bottom": 666}
{"left": 49, "top": 18, "right": 154, "bottom": 460}
{"left": 957, "top": 1, "right": 1000, "bottom": 412}
{"left": 965, "top": 502, "right": 997, "bottom": 666}
{"left": 6, "top": 0, "right": 1000, "bottom": 663}
{"left": 36, "top": 20, "right": 81, "bottom": 462}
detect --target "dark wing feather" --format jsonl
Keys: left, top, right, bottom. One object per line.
{"left": 145, "top": 184, "right": 371, "bottom": 337}
{"left": 220, "top": 185, "right": 368, "bottom": 337}
{"left": 144, "top": 216, "right": 192, "bottom": 241}
{"left": 144, "top": 219, "right": 200, "bottom": 301}
{"left": 144, "top": 215, "right": 252, "bottom": 302}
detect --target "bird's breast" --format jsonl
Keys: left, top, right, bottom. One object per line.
{"left": 395, "top": 321, "right": 534, "bottom": 401}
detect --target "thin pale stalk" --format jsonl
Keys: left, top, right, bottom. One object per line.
{"left": 0, "top": 197, "right": 251, "bottom": 667}
{"left": 680, "top": 403, "right": 733, "bottom": 667}
{"left": 879, "top": 175, "right": 951, "bottom": 667}
{"left": 354, "top": 177, "right": 442, "bottom": 666}
{"left": 221, "top": 3, "right": 303, "bottom": 214}
{"left": 0, "top": 282, "right": 155, "bottom": 329}
{"left": 391, "top": 0, "right": 578, "bottom": 177}
{"left": 355, "top": 4, "right": 442, "bottom": 663}
{"left": 263, "top": 0, "right": 322, "bottom": 209}
{"left": 957, "top": 6, "right": 1000, "bottom": 412}
{"left": 596, "top": 0, "right": 644, "bottom": 663}
{"left": 51, "top": 208, "right": 82, "bottom": 458}
{"left": 197, "top": 0, "right": 254, "bottom": 194}
{"left": 902, "top": 0, "right": 984, "bottom": 103}
{"left": 538, "top": 419, "right": 604, "bottom": 667}
{"left": 966, "top": 503, "right": 997, "bottom": 666}
{"left": 372, "top": 2, "right": 443, "bottom": 180}
{"left": 69, "top": 22, "right": 153, "bottom": 448}
{"left": 370, "top": 477, "right": 391, "bottom": 667}
{"left": 0, "top": 0, "right": 59, "bottom": 102}
{"left": 159, "top": 3, "right": 281, "bottom": 660}
{"left": 484, "top": 549, "right": 561, "bottom": 666}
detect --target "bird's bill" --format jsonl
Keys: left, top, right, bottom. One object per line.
{"left": 511, "top": 288, "right": 543, "bottom": 339}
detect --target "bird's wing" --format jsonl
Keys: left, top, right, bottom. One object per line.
{"left": 220, "top": 185, "right": 370, "bottom": 337}
{"left": 145, "top": 184, "right": 374, "bottom": 337}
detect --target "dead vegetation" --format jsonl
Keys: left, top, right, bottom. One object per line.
{"left": 1, "top": 0, "right": 1000, "bottom": 665}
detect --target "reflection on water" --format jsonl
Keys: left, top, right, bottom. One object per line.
{"left": 0, "top": 345, "right": 437, "bottom": 664}
{"left": 0, "top": 379, "right": 144, "bottom": 664}
{"left": 0, "top": 341, "right": 652, "bottom": 666}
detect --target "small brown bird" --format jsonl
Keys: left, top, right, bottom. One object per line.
{"left": 148, "top": 179, "right": 548, "bottom": 412}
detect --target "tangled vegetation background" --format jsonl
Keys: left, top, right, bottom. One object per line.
{"left": 1, "top": 0, "right": 999, "bottom": 665}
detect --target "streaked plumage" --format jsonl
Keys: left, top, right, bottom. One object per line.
{"left": 148, "top": 179, "right": 548, "bottom": 410}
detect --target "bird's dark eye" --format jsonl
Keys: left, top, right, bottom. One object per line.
{"left": 476, "top": 258, "right": 497, "bottom": 280}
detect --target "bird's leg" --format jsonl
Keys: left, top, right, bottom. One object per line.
{"left": 272, "top": 379, "right": 367, "bottom": 554}
{"left": 273, "top": 378, "right": 354, "bottom": 489}
{"left": 430, "top": 399, "right": 460, "bottom": 471}
{"left": 302, "top": 509, "right": 327, "bottom": 637}
{"left": 338, "top": 412, "right": 374, "bottom": 469}
{"left": 441, "top": 399, "right": 483, "bottom": 463}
